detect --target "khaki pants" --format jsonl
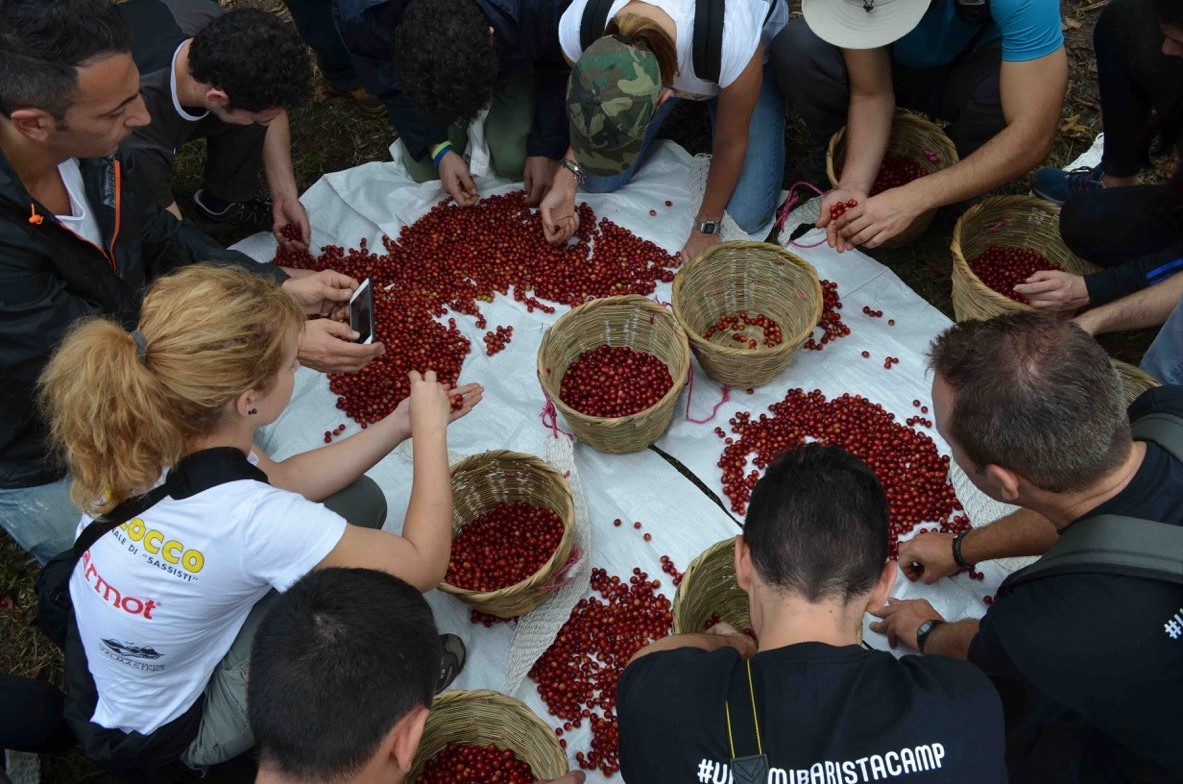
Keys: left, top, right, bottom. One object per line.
{"left": 401, "top": 73, "right": 537, "bottom": 183}
{"left": 179, "top": 475, "right": 388, "bottom": 770}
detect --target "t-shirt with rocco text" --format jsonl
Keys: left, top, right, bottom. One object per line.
{"left": 618, "top": 644, "right": 1005, "bottom": 784}
{"left": 69, "top": 469, "right": 346, "bottom": 735}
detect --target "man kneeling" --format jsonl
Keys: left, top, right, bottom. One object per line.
{"left": 617, "top": 444, "right": 1006, "bottom": 784}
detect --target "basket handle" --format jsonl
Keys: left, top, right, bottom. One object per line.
{"left": 537, "top": 548, "right": 582, "bottom": 592}
{"left": 685, "top": 363, "right": 731, "bottom": 424}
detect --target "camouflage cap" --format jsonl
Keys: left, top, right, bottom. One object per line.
{"left": 567, "top": 36, "right": 662, "bottom": 177}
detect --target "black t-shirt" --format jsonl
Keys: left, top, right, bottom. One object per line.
{"left": 116, "top": 0, "right": 221, "bottom": 75}
{"left": 968, "top": 385, "right": 1183, "bottom": 783}
{"left": 618, "top": 643, "right": 1006, "bottom": 784}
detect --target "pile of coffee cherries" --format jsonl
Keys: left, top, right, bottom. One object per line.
{"left": 483, "top": 326, "right": 513, "bottom": 356}
{"left": 968, "top": 246, "right": 1064, "bottom": 305}
{"left": 702, "top": 312, "right": 784, "bottom": 350}
{"left": 445, "top": 502, "right": 565, "bottom": 592}
{"left": 702, "top": 611, "right": 756, "bottom": 640}
{"left": 715, "top": 389, "right": 967, "bottom": 558}
{"left": 273, "top": 192, "right": 681, "bottom": 424}
{"left": 415, "top": 743, "right": 537, "bottom": 784}
{"left": 803, "top": 279, "right": 849, "bottom": 351}
{"left": 559, "top": 346, "right": 674, "bottom": 418}
{"left": 530, "top": 566, "right": 672, "bottom": 776}
{"left": 867, "top": 153, "right": 931, "bottom": 196}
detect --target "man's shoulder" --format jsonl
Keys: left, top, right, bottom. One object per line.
{"left": 1130, "top": 384, "right": 1183, "bottom": 422}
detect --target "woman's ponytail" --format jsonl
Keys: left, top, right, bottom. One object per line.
{"left": 609, "top": 13, "right": 678, "bottom": 86}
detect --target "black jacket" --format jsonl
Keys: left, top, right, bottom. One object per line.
{"left": 333, "top": 0, "right": 570, "bottom": 162}
{"left": 0, "top": 145, "right": 286, "bottom": 489}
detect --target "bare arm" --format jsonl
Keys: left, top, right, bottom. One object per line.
{"left": 698, "top": 51, "right": 763, "bottom": 227}
{"left": 1074, "top": 272, "right": 1183, "bottom": 335}
{"left": 869, "top": 598, "right": 977, "bottom": 658}
{"left": 898, "top": 507, "right": 1059, "bottom": 583}
{"left": 922, "top": 619, "right": 980, "bottom": 660}
{"left": 818, "top": 47, "right": 894, "bottom": 251}
{"left": 629, "top": 627, "right": 756, "bottom": 666}
{"left": 836, "top": 49, "right": 1068, "bottom": 248}
{"left": 312, "top": 372, "right": 475, "bottom": 591}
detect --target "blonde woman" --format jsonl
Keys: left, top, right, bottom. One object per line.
{"left": 40, "top": 264, "right": 482, "bottom": 774}
{"left": 541, "top": 0, "right": 788, "bottom": 260}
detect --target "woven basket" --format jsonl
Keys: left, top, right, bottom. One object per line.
{"left": 439, "top": 451, "right": 575, "bottom": 619}
{"left": 827, "top": 110, "right": 958, "bottom": 249}
{"left": 1112, "top": 358, "right": 1161, "bottom": 406}
{"left": 671, "top": 539, "right": 749, "bottom": 635}
{"left": 951, "top": 196, "right": 1101, "bottom": 322}
{"left": 537, "top": 295, "right": 690, "bottom": 453}
{"left": 407, "top": 690, "right": 568, "bottom": 784}
{"left": 671, "top": 242, "right": 822, "bottom": 388}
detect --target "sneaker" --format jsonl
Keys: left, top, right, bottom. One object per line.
{"left": 435, "top": 633, "right": 467, "bottom": 694}
{"left": 1032, "top": 165, "right": 1105, "bottom": 205}
{"left": 327, "top": 84, "right": 385, "bottom": 115}
{"left": 191, "top": 190, "right": 274, "bottom": 235}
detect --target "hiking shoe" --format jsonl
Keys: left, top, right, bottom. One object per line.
{"left": 327, "top": 84, "right": 385, "bottom": 115}
{"left": 435, "top": 633, "right": 467, "bottom": 694}
{"left": 1032, "top": 165, "right": 1104, "bottom": 205}
{"left": 191, "top": 190, "right": 274, "bottom": 235}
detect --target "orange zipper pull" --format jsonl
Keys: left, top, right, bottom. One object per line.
{"left": 28, "top": 205, "right": 43, "bottom": 225}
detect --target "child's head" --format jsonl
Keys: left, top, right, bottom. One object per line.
{"left": 40, "top": 264, "right": 305, "bottom": 514}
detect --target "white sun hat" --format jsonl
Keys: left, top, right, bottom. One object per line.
{"left": 801, "top": 0, "right": 930, "bottom": 50}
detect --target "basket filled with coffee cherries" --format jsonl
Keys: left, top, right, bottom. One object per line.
{"left": 951, "top": 194, "right": 1101, "bottom": 321}
{"left": 672, "top": 241, "right": 822, "bottom": 388}
{"left": 439, "top": 451, "right": 575, "bottom": 619}
{"left": 537, "top": 294, "right": 690, "bottom": 454}
{"left": 408, "top": 690, "right": 569, "bottom": 784}
{"left": 827, "top": 110, "right": 958, "bottom": 249}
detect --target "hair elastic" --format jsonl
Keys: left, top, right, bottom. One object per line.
{"left": 130, "top": 329, "right": 148, "bottom": 364}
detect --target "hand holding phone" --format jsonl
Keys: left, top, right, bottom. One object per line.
{"left": 349, "top": 278, "right": 375, "bottom": 345}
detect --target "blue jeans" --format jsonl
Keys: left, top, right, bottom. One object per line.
{"left": 582, "top": 64, "right": 786, "bottom": 234}
{"left": 1142, "top": 293, "right": 1183, "bottom": 386}
{"left": 0, "top": 476, "right": 80, "bottom": 564}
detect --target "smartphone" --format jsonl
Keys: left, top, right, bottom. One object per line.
{"left": 349, "top": 278, "right": 375, "bottom": 345}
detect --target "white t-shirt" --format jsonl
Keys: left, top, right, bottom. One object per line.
{"left": 69, "top": 469, "right": 347, "bottom": 735}
{"left": 558, "top": 0, "right": 787, "bottom": 98}
{"left": 55, "top": 158, "right": 103, "bottom": 249}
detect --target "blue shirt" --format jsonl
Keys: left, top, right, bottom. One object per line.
{"left": 892, "top": 0, "right": 1062, "bottom": 70}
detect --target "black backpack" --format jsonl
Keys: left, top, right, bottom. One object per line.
{"left": 1001, "top": 412, "right": 1183, "bottom": 592}
{"left": 579, "top": 0, "right": 781, "bottom": 85}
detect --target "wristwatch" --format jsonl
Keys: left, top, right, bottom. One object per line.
{"left": 558, "top": 157, "right": 585, "bottom": 186}
{"left": 915, "top": 619, "right": 944, "bottom": 653}
{"left": 952, "top": 529, "right": 974, "bottom": 570}
{"left": 695, "top": 218, "right": 720, "bottom": 235}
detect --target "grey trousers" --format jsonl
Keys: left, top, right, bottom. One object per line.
{"left": 770, "top": 18, "right": 1006, "bottom": 159}
{"left": 179, "top": 475, "right": 387, "bottom": 769}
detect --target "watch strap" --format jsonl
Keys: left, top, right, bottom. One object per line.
{"left": 916, "top": 619, "right": 944, "bottom": 653}
{"left": 952, "top": 529, "right": 974, "bottom": 570}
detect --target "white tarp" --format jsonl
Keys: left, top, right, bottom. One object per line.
{"left": 240, "top": 140, "right": 1020, "bottom": 783}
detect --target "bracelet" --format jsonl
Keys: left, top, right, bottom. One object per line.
{"left": 952, "top": 529, "right": 974, "bottom": 570}
{"left": 558, "top": 157, "right": 585, "bottom": 186}
{"left": 430, "top": 141, "right": 453, "bottom": 169}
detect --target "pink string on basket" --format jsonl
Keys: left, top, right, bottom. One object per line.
{"left": 539, "top": 394, "right": 572, "bottom": 440}
{"left": 684, "top": 364, "right": 730, "bottom": 424}
{"left": 985, "top": 219, "right": 1006, "bottom": 233}
{"left": 537, "top": 548, "right": 582, "bottom": 592}
{"left": 773, "top": 181, "right": 831, "bottom": 249}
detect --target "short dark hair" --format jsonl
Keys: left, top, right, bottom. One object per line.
{"left": 0, "top": 0, "right": 131, "bottom": 119}
{"left": 744, "top": 444, "right": 888, "bottom": 602}
{"left": 188, "top": 9, "right": 312, "bottom": 113}
{"left": 929, "top": 312, "right": 1131, "bottom": 493}
{"left": 392, "top": 0, "right": 499, "bottom": 128}
{"left": 249, "top": 568, "right": 441, "bottom": 781}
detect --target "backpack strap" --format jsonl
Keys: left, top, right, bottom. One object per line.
{"left": 692, "top": 0, "right": 725, "bottom": 85}
{"left": 580, "top": 0, "right": 616, "bottom": 51}
{"left": 1003, "top": 515, "right": 1183, "bottom": 591}
{"left": 69, "top": 485, "right": 171, "bottom": 568}
{"left": 1131, "top": 412, "right": 1183, "bottom": 464}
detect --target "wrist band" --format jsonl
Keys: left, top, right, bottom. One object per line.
{"left": 952, "top": 529, "right": 974, "bottom": 570}
{"left": 430, "top": 141, "right": 453, "bottom": 169}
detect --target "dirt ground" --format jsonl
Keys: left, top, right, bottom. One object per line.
{"left": 0, "top": 2, "right": 1160, "bottom": 781}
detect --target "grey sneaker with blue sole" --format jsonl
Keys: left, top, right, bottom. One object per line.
{"left": 1032, "top": 165, "right": 1105, "bottom": 206}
